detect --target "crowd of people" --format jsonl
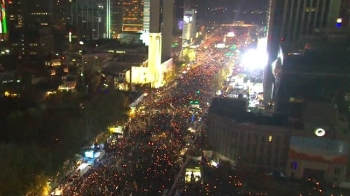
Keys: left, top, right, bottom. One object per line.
{"left": 58, "top": 34, "right": 230, "bottom": 196}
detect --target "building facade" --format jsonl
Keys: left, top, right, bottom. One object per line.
{"left": 207, "top": 114, "right": 290, "bottom": 172}
{"left": 9, "top": 27, "right": 54, "bottom": 58}
{"left": 7, "top": 0, "right": 53, "bottom": 29}
{"left": 6, "top": 0, "right": 23, "bottom": 29}
{"left": 265, "top": 0, "right": 344, "bottom": 104}
{"left": 81, "top": 52, "right": 114, "bottom": 72}
{"left": 206, "top": 100, "right": 350, "bottom": 184}
{"left": 182, "top": 9, "right": 196, "bottom": 46}
{"left": 122, "top": 0, "right": 143, "bottom": 32}
{"left": 68, "top": 0, "right": 111, "bottom": 39}
{"left": 268, "top": 0, "right": 343, "bottom": 45}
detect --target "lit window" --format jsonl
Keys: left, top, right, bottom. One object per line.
{"left": 268, "top": 135, "right": 272, "bottom": 142}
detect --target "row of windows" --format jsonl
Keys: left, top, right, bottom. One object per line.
{"left": 30, "top": 12, "right": 49, "bottom": 15}
{"left": 217, "top": 139, "right": 285, "bottom": 167}
{"left": 213, "top": 121, "right": 287, "bottom": 144}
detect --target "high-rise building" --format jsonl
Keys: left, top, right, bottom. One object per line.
{"left": 52, "top": 0, "right": 70, "bottom": 29}
{"left": 122, "top": 0, "right": 143, "bottom": 32}
{"left": 9, "top": 27, "right": 54, "bottom": 57}
{"left": 264, "top": 0, "right": 344, "bottom": 104}
{"left": 25, "top": 0, "right": 53, "bottom": 28}
{"left": 161, "top": 0, "right": 174, "bottom": 62}
{"left": 147, "top": 0, "right": 173, "bottom": 88}
{"left": 69, "top": 0, "right": 111, "bottom": 39}
{"left": 277, "top": 0, "right": 342, "bottom": 44}
{"left": 7, "top": 0, "right": 52, "bottom": 29}
{"left": 143, "top": 0, "right": 150, "bottom": 32}
{"left": 6, "top": 0, "right": 23, "bottom": 29}
{"left": 111, "top": 0, "right": 123, "bottom": 35}
{"left": 182, "top": 9, "right": 196, "bottom": 46}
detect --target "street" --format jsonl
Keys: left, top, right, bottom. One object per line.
{"left": 55, "top": 34, "right": 231, "bottom": 196}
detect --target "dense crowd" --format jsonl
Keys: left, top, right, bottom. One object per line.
{"left": 58, "top": 35, "right": 229, "bottom": 196}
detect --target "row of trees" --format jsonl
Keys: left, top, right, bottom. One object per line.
{"left": 0, "top": 89, "right": 130, "bottom": 195}
{"left": 212, "top": 62, "right": 232, "bottom": 91}
{"left": 180, "top": 47, "right": 196, "bottom": 63}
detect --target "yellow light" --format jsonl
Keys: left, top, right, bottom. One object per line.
{"left": 268, "top": 135, "right": 273, "bottom": 142}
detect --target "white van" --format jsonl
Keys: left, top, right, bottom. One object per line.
{"left": 76, "top": 163, "right": 91, "bottom": 177}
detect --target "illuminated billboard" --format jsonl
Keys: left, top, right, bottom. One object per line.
{"left": 289, "top": 136, "right": 349, "bottom": 164}
{"left": 184, "top": 14, "right": 192, "bottom": 23}
{"left": 0, "top": 0, "right": 7, "bottom": 34}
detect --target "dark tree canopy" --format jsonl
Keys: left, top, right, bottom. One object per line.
{"left": 0, "top": 89, "right": 130, "bottom": 195}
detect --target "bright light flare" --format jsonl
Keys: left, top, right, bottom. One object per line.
{"left": 242, "top": 49, "right": 267, "bottom": 70}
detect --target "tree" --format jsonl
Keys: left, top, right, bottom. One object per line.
{"left": 84, "top": 71, "right": 102, "bottom": 93}
{"left": 84, "top": 90, "right": 130, "bottom": 141}
{"left": 0, "top": 88, "right": 130, "bottom": 194}
{"left": 0, "top": 143, "right": 50, "bottom": 196}
{"left": 163, "top": 65, "right": 176, "bottom": 84}
{"left": 211, "top": 70, "right": 226, "bottom": 91}
{"left": 26, "top": 174, "right": 49, "bottom": 196}
{"left": 180, "top": 48, "right": 196, "bottom": 63}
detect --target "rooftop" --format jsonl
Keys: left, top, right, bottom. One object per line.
{"left": 102, "top": 62, "right": 132, "bottom": 75}
{"left": 209, "top": 97, "right": 291, "bottom": 127}
{"left": 113, "top": 54, "right": 147, "bottom": 63}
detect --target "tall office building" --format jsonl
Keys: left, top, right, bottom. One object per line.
{"left": 122, "top": 0, "right": 143, "bottom": 32}
{"left": 69, "top": 0, "right": 111, "bottom": 39}
{"left": 143, "top": 0, "right": 150, "bottom": 32}
{"left": 264, "top": 0, "right": 344, "bottom": 104}
{"left": 111, "top": 0, "right": 123, "bottom": 35}
{"left": 161, "top": 0, "right": 173, "bottom": 62}
{"left": 52, "top": 0, "right": 70, "bottom": 29}
{"left": 182, "top": 9, "right": 196, "bottom": 46}
{"left": 6, "top": 0, "right": 23, "bottom": 29}
{"left": 147, "top": 0, "right": 173, "bottom": 88}
{"left": 7, "top": 0, "right": 52, "bottom": 29}
{"left": 24, "top": 0, "right": 53, "bottom": 27}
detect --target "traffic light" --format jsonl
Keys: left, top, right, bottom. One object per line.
{"left": 196, "top": 90, "right": 200, "bottom": 94}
